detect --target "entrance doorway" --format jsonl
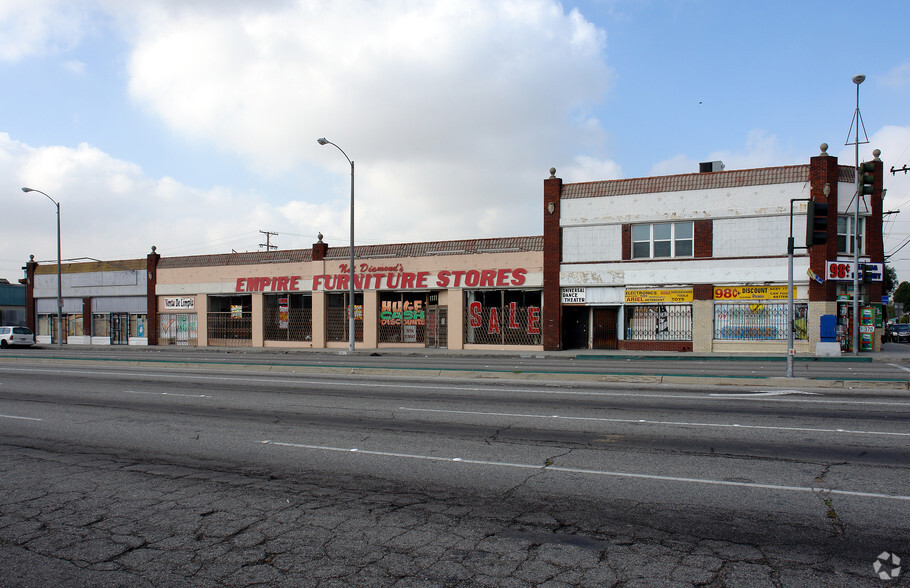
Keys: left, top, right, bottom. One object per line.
{"left": 592, "top": 308, "right": 618, "bottom": 349}
{"left": 426, "top": 307, "right": 448, "bottom": 348}
{"left": 111, "top": 313, "right": 129, "bottom": 345}
{"left": 562, "top": 307, "right": 588, "bottom": 349}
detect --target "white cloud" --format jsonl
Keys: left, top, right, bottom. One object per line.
{"left": 648, "top": 130, "right": 797, "bottom": 177}
{"left": 0, "top": 133, "right": 343, "bottom": 277}
{"left": 115, "top": 0, "right": 610, "bottom": 237}
{"left": 0, "top": 0, "right": 95, "bottom": 61}
{"left": 881, "top": 63, "right": 910, "bottom": 89}
{"left": 62, "top": 59, "right": 86, "bottom": 75}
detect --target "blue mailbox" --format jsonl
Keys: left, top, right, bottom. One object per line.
{"left": 819, "top": 314, "right": 837, "bottom": 342}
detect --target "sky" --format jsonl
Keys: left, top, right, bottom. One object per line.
{"left": 2, "top": 0, "right": 910, "bottom": 285}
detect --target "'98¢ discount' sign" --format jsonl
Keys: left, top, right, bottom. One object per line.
{"left": 826, "top": 261, "right": 857, "bottom": 281}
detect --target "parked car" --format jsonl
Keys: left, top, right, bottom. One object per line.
{"left": 0, "top": 326, "right": 35, "bottom": 348}
{"left": 893, "top": 323, "right": 910, "bottom": 343}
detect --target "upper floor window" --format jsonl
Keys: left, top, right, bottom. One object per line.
{"left": 631, "top": 222, "right": 693, "bottom": 259}
{"left": 836, "top": 216, "right": 864, "bottom": 255}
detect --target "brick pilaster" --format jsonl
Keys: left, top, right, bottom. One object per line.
{"left": 543, "top": 168, "right": 563, "bottom": 350}
{"left": 808, "top": 146, "right": 840, "bottom": 302}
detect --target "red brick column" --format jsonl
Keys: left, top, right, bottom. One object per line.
{"left": 147, "top": 247, "right": 161, "bottom": 345}
{"left": 543, "top": 169, "right": 563, "bottom": 350}
{"left": 808, "top": 147, "right": 840, "bottom": 302}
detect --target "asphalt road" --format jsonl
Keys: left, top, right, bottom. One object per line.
{"left": 2, "top": 344, "right": 910, "bottom": 386}
{"left": 1, "top": 357, "right": 908, "bottom": 586}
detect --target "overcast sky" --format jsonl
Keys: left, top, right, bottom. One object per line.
{"left": 2, "top": 0, "right": 909, "bottom": 285}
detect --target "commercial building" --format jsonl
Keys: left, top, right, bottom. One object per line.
{"left": 0, "top": 279, "right": 27, "bottom": 327}
{"left": 25, "top": 238, "right": 543, "bottom": 350}
{"left": 542, "top": 144, "right": 886, "bottom": 353}
{"left": 22, "top": 145, "right": 886, "bottom": 354}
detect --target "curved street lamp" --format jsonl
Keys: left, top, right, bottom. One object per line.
{"left": 21, "top": 187, "right": 63, "bottom": 347}
{"left": 317, "top": 138, "right": 356, "bottom": 352}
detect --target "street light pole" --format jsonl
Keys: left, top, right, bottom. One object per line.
{"left": 22, "top": 187, "right": 63, "bottom": 347}
{"left": 851, "top": 74, "right": 864, "bottom": 356}
{"left": 317, "top": 138, "right": 356, "bottom": 352}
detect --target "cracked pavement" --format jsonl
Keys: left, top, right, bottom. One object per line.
{"left": 1, "top": 442, "right": 897, "bottom": 587}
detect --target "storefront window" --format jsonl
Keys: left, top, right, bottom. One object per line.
{"left": 464, "top": 290, "right": 542, "bottom": 346}
{"left": 625, "top": 305, "right": 692, "bottom": 341}
{"left": 68, "top": 314, "right": 84, "bottom": 337}
{"left": 713, "top": 303, "right": 806, "bottom": 341}
{"left": 264, "top": 294, "right": 312, "bottom": 342}
{"left": 93, "top": 314, "right": 110, "bottom": 338}
{"left": 208, "top": 295, "right": 252, "bottom": 345}
{"left": 130, "top": 314, "right": 148, "bottom": 339}
{"left": 159, "top": 313, "right": 198, "bottom": 346}
{"left": 326, "top": 292, "right": 363, "bottom": 343}
{"left": 378, "top": 292, "right": 427, "bottom": 343}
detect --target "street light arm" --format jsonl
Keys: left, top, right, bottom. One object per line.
{"left": 22, "top": 186, "right": 59, "bottom": 208}
{"left": 316, "top": 138, "right": 353, "bottom": 168}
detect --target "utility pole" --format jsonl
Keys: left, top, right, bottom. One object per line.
{"left": 259, "top": 230, "right": 278, "bottom": 251}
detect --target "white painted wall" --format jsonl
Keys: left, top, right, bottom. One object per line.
{"left": 561, "top": 257, "right": 810, "bottom": 289}
{"left": 561, "top": 182, "right": 809, "bottom": 227}
{"left": 562, "top": 225, "right": 622, "bottom": 263}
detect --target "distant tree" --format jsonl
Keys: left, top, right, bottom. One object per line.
{"left": 883, "top": 263, "right": 898, "bottom": 296}
{"left": 894, "top": 281, "right": 910, "bottom": 307}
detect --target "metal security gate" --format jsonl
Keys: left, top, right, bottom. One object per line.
{"left": 592, "top": 308, "right": 618, "bottom": 349}
{"left": 111, "top": 313, "right": 129, "bottom": 345}
{"left": 426, "top": 307, "right": 448, "bottom": 348}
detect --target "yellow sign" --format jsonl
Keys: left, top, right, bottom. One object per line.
{"left": 713, "top": 286, "right": 789, "bottom": 301}
{"left": 624, "top": 289, "right": 693, "bottom": 304}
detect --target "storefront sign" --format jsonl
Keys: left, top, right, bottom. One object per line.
{"left": 624, "top": 289, "right": 693, "bottom": 304}
{"left": 561, "top": 287, "right": 586, "bottom": 304}
{"left": 713, "top": 286, "right": 789, "bottom": 301}
{"left": 230, "top": 305, "right": 243, "bottom": 319}
{"left": 164, "top": 297, "right": 195, "bottom": 309}
{"left": 826, "top": 261, "right": 859, "bottom": 281}
{"left": 235, "top": 267, "right": 529, "bottom": 293}
{"left": 278, "top": 297, "right": 289, "bottom": 329}
{"left": 380, "top": 300, "right": 425, "bottom": 326}
{"left": 313, "top": 267, "right": 528, "bottom": 291}
{"left": 468, "top": 302, "right": 541, "bottom": 335}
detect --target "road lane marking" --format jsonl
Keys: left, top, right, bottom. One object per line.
{"left": 0, "top": 413, "right": 42, "bottom": 421}
{"left": 397, "top": 407, "right": 910, "bottom": 437}
{"left": 260, "top": 440, "right": 910, "bottom": 502}
{"left": 709, "top": 390, "right": 818, "bottom": 397}
{"left": 887, "top": 363, "right": 910, "bottom": 373}
{"left": 124, "top": 390, "right": 210, "bottom": 398}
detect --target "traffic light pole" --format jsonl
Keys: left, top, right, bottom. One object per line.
{"left": 788, "top": 198, "right": 811, "bottom": 378}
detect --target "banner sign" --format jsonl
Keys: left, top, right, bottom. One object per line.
{"left": 713, "top": 286, "right": 789, "bottom": 301}
{"left": 624, "top": 289, "right": 693, "bottom": 304}
{"left": 561, "top": 287, "right": 586, "bottom": 304}
{"left": 164, "top": 297, "right": 195, "bottom": 309}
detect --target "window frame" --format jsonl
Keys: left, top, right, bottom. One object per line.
{"left": 631, "top": 222, "right": 694, "bottom": 259}
{"left": 836, "top": 215, "right": 865, "bottom": 255}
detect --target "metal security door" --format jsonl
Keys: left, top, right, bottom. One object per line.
{"left": 426, "top": 307, "right": 448, "bottom": 348}
{"left": 111, "top": 313, "right": 129, "bottom": 345}
{"left": 592, "top": 308, "right": 618, "bottom": 349}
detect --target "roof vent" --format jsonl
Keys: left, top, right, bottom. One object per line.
{"left": 699, "top": 161, "right": 725, "bottom": 173}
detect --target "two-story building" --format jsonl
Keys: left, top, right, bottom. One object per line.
{"left": 541, "top": 144, "right": 886, "bottom": 353}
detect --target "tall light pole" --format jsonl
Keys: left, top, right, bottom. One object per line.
{"left": 850, "top": 74, "right": 866, "bottom": 356}
{"left": 317, "top": 138, "right": 356, "bottom": 352}
{"left": 22, "top": 187, "right": 63, "bottom": 347}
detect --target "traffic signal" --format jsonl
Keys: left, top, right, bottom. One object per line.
{"left": 859, "top": 162, "right": 875, "bottom": 195}
{"left": 805, "top": 200, "right": 828, "bottom": 247}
